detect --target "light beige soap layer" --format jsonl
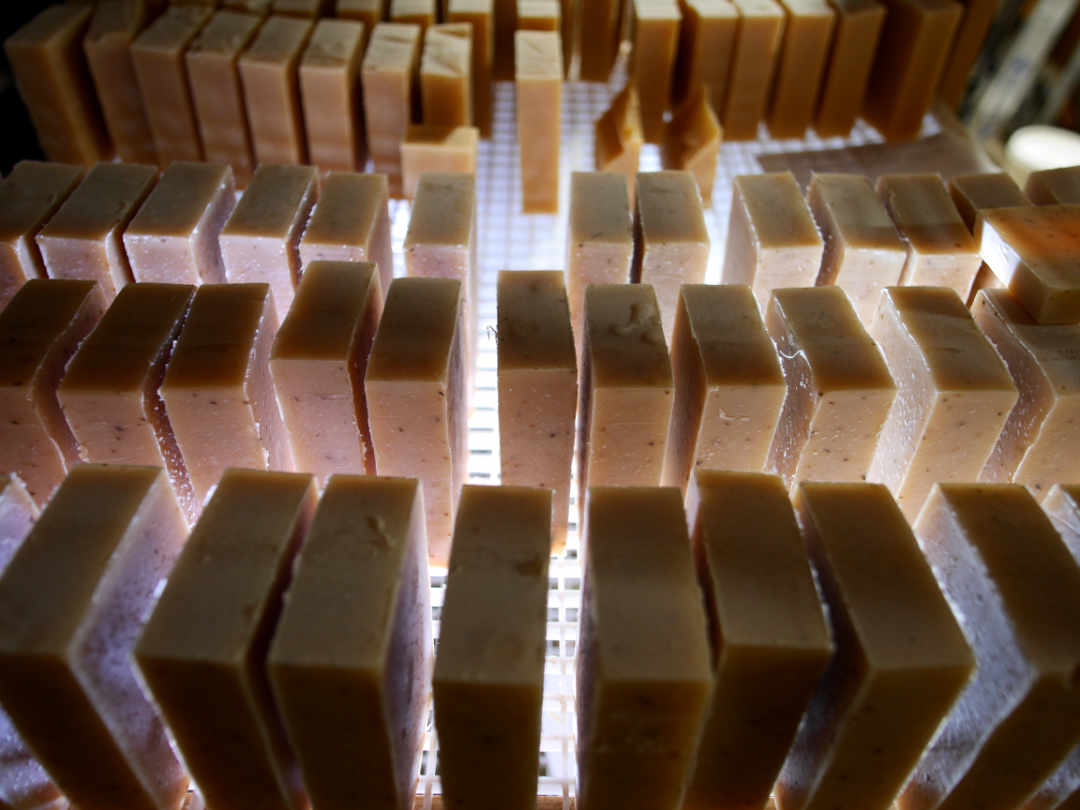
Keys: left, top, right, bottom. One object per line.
{"left": 661, "top": 87, "right": 722, "bottom": 203}
{"left": 724, "top": 0, "right": 785, "bottom": 140}
{"left": 516, "top": 31, "right": 561, "bottom": 213}
{"left": 594, "top": 85, "right": 644, "bottom": 206}
{"left": 813, "top": 0, "right": 884, "bottom": 137}
{"left": 391, "top": 0, "right": 437, "bottom": 30}
{"left": 447, "top": 0, "right": 494, "bottom": 135}
{"left": 671, "top": 0, "right": 738, "bottom": 113}
{"left": 517, "top": 0, "right": 559, "bottom": 31}
{"left": 1026, "top": 166, "right": 1080, "bottom": 206}
{"left": 363, "top": 22, "right": 422, "bottom": 190}
{"left": 422, "top": 23, "right": 473, "bottom": 127}
{"left": 767, "top": 0, "right": 835, "bottom": 139}
{"left": 301, "top": 19, "right": 367, "bottom": 172}
{"left": 402, "top": 125, "right": 479, "bottom": 200}
{"left": 631, "top": 0, "right": 680, "bottom": 143}
{"left": 337, "top": 0, "right": 386, "bottom": 31}
{"left": 948, "top": 172, "right": 1028, "bottom": 304}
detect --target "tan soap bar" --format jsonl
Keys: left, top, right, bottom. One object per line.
{"left": 391, "top": 0, "right": 437, "bottom": 29}
{"left": 767, "top": 0, "right": 835, "bottom": 139}
{"left": 240, "top": 15, "right": 315, "bottom": 166}
{"left": 132, "top": 6, "right": 214, "bottom": 165}
{"left": 936, "top": 0, "right": 997, "bottom": 107}
{"left": 631, "top": 0, "right": 680, "bottom": 143}
{"left": 447, "top": 0, "right": 494, "bottom": 135}
{"left": 1026, "top": 166, "right": 1080, "bottom": 206}
{"left": 868, "top": 286, "right": 1016, "bottom": 520}
{"left": 402, "top": 125, "right": 479, "bottom": 200}
{"left": 724, "top": 0, "right": 785, "bottom": 140}
{"left": 949, "top": 172, "right": 1025, "bottom": 305}
{"left": 162, "top": 284, "right": 292, "bottom": 504}
{"left": 220, "top": 163, "right": 318, "bottom": 322}
{"left": 135, "top": 469, "right": 316, "bottom": 810}
{"left": 671, "top": 0, "right": 739, "bottom": 112}
{"left": 497, "top": 271, "right": 577, "bottom": 551}
{"left": 124, "top": 161, "right": 235, "bottom": 285}
{"left": 807, "top": 172, "right": 907, "bottom": 325}
{"left": 863, "top": 0, "right": 962, "bottom": 141}
{"left": 684, "top": 471, "right": 832, "bottom": 810}
{"left": 0, "top": 161, "right": 83, "bottom": 309}
{"left": 4, "top": 4, "right": 109, "bottom": 164}
{"left": 814, "top": 0, "right": 885, "bottom": 137}
{"left": 362, "top": 22, "right": 422, "bottom": 188}
{"left": 186, "top": 10, "right": 264, "bottom": 186}
{"left": 272, "top": 261, "right": 381, "bottom": 483}
{"left": 0, "top": 465, "right": 190, "bottom": 810}
{"left": 337, "top": 0, "right": 387, "bottom": 31}
{"left": 766, "top": 287, "right": 896, "bottom": 487}
{"left": 493, "top": 0, "right": 516, "bottom": 79}
{"left": 435, "top": 485, "right": 551, "bottom": 810}
{"left": 878, "top": 173, "right": 982, "bottom": 299}
{"left": 722, "top": 171, "right": 823, "bottom": 312}
{"left": 516, "top": 31, "right": 562, "bottom": 213}
{"left": 268, "top": 475, "right": 431, "bottom": 810}
{"left": 300, "top": 19, "right": 367, "bottom": 172}
{"left": 901, "top": 484, "right": 1080, "bottom": 810}
{"left": 661, "top": 87, "right": 722, "bottom": 203}
{"left": 779, "top": 482, "right": 972, "bottom": 810}
{"left": 365, "top": 278, "right": 467, "bottom": 566}
{"left": 594, "top": 85, "right": 644, "bottom": 206}
{"left": 578, "top": 0, "right": 620, "bottom": 80}
{"left": 421, "top": 23, "right": 473, "bottom": 127}
{"left": 577, "top": 486, "right": 712, "bottom": 810}
{"left": 517, "top": 0, "right": 559, "bottom": 29}
{"left": 37, "top": 162, "right": 158, "bottom": 301}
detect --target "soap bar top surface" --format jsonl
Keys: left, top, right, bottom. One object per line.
{"left": 363, "top": 22, "right": 421, "bottom": 71}
{"left": 948, "top": 172, "right": 1028, "bottom": 231}
{"left": 979, "top": 204, "right": 1080, "bottom": 290}
{"left": 568, "top": 171, "right": 632, "bottom": 243}
{"left": 125, "top": 161, "right": 234, "bottom": 237}
{"left": 515, "top": 29, "right": 561, "bottom": 78}
{"left": 637, "top": 170, "right": 709, "bottom": 244}
{"left": 274, "top": 260, "right": 378, "bottom": 360}
{"left": 878, "top": 173, "right": 976, "bottom": 254}
{"left": 39, "top": 162, "right": 158, "bottom": 241}
{"left": 681, "top": 284, "right": 785, "bottom": 385}
{"left": 0, "top": 161, "right": 84, "bottom": 244}
{"left": 241, "top": 14, "right": 313, "bottom": 64}
{"left": 808, "top": 173, "right": 905, "bottom": 251}
{"left": 222, "top": 164, "right": 318, "bottom": 239}
{"left": 302, "top": 172, "right": 388, "bottom": 248}
{"left": 584, "top": 284, "right": 672, "bottom": 388}
{"left": 403, "top": 172, "right": 475, "bottom": 247}
{"left": 302, "top": 18, "right": 365, "bottom": 68}
{"left": 133, "top": 5, "right": 212, "bottom": 51}
{"left": 497, "top": 270, "right": 575, "bottom": 371}
{"left": 189, "top": 10, "right": 265, "bottom": 55}
{"left": 737, "top": 171, "right": 823, "bottom": 249}
{"left": 367, "top": 277, "right": 462, "bottom": 381}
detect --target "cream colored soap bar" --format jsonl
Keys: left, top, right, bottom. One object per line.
{"left": 435, "top": 485, "right": 551, "bottom": 810}
{"left": 948, "top": 173, "right": 1028, "bottom": 304}
{"left": 301, "top": 19, "right": 367, "bottom": 172}
{"left": 767, "top": 0, "right": 835, "bottom": 139}
{"left": 362, "top": 22, "right": 422, "bottom": 190}
{"left": 391, "top": 0, "right": 437, "bottom": 30}
{"left": 684, "top": 471, "right": 832, "bottom": 810}
{"left": 661, "top": 87, "right": 722, "bottom": 203}
{"left": 900, "top": 484, "right": 1080, "bottom": 810}
{"left": 868, "top": 286, "right": 1016, "bottom": 520}
{"left": 365, "top": 278, "right": 467, "bottom": 566}
{"left": 135, "top": 469, "right": 316, "bottom": 810}
{"left": 37, "top": 162, "right": 159, "bottom": 301}
{"left": 578, "top": 486, "right": 712, "bottom": 810}
{"left": 631, "top": 0, "right": 680, "bottom": 143}
{"left": 124, "top": 161, "right": 235, "bottom": 285}
{"left": 1026, "top": 166, "right": 1080, "bottom": 206}
{"left": 814, "top": 0, "right": 884, "bottom": 137}
{"left": 518, "top": 0, "right": 559, "bottom": 30}
{"left": 402, "top": 125, "right": 479, "bottom": 200}
{"left": 724, "top": 0, "right": 785, "bottom": 140}
{"left": 516, "top": 31, "right": 561, "bottom": 213}
{"left": 779, "top": 482, "right": 972, "bottom": 810}
{"left": 672, "top": 0, "right": 739, "bottom": 112}
{"left": 422, "top": 23, "right": 473, "bottom": 126}
{"left": 269, "top": 475, "right": 431, "bottom": 810}
{"left": 0, "top": 465, "right": 190, "bottom": 810}
{"left": 497, "top": 271, "right": 577, "bottom": 551}
{"left": 447, "top": 0, "right": 494, "bottom": 135}
{"left": 337, "top": 0, "right": 386, "bottom": 31}
{"left": 594, "top": 85, "right": 644, "bottom": 206}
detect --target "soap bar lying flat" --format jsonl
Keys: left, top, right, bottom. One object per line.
{"left": 447, "top": 0, "right": 494, "bottom": 135}
{"left": 124, "top": 161, "right": 235, "bottom": 285}
{"left": 724, "top": 0, "right": 785, "bottom": 140}
{"left": 766, "top": 287, "right": 896, "bottom": 487}
{"left": 936, "top": 0, "right": 997, "bottom": 108}
{"left": 814, "top": 0, "right": 885, "bottom": 137}
{"left": 661, "top": 87, "right": 722, "bottom": 203}
{"left": 948, "top": 172, "right": 1028, "bottom": 304}
{"left": 662, "top": 285, "right": 785, "bottom": 493}
{"left": 220, "top": 163, "right": 318, "bottom": 322}
{"left": 631, "top": 0, "right": 680, "bottom": 143}
{"left": 0, "top": 465, "right": 190, "bottom": 810}
{"left": 269, "top": 475, "right": 430, "bottom": 810}
{"left": 516, "top": 31, "right": 561, "bottom": 213}
{"left": 135, "top": 469, "right": 316, "bottom": 810}
{"left": 767, "top": 0, "right": 835, "bottom": 139}
{"left": 1026, "top": 166, "right": 1080, "bottom": 206}
{"left": 0, "top": 280, "right": 105, "bottom": 506}
{"left": 722, "top": 171, "right": 824, "bottom": 312}
{"left": 363, "top": 23, "right": 422, "bottom": 189}
{"left": 901, "top": 484, "right": 1080, "bottom": 810}
{"left": 868, "top": 286, "right": 1016, "bottom": 520}
{"left": 435, "top": 485, "right": 551, "bottom": 810}
{"left": 594, "top": 85, "right": 644, "bottom": 206}
{"left": 422, "top": 23, "right": 473, "bottom": 127}
{"left": 780, "top": 482, "right": 973, "bottom": 810}
{"left": 578, "top": 486, "right": 712, "bottom": 810}
{"left": 301, "top": 19, "right": 367, "bottom": 172}
{"left": 365, "top": 278, "right": 467, "bottom": 566}
{"left": 684, "top": 471, "right": 832, "bottom": 810}
{"left": 807, "top": 173, "right": 907, "bottom": 324}
{"left": 671, "top": 0, "right": 738, "bottom": 112}
{"left": 497, "top": 271, "right": 577, "bottom": 551}
{"left": 37, "top": 162, "right": 159, "bottom": 301}
{"left": 578, "top": 0, "right": 621, "bottom": 80}
{"left": 401, "top": 125, "right": 479, "bottom": 200}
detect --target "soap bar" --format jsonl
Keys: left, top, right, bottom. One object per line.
{"left": 516, "top": 30, "right": 562, "bottom": 213}
{"left": 268, "top": 475, "right": 430, "bottom": 810}
{"left": 4, "top": 4, "right": 109, "bottom": 164}
{"left": 807, "top": 173, "right": 907, "bottom": 325}
{"left": 949, "top": 172, "right": 1029, "bottom": 231}
{"left": 684, "top": 470, "right": 832, "bottom": 810}
{"left": 300, "top": 19, "right": 367, "bottom": 172}
{"left": 721, "top": 171, "right": 823, "bottom": 312}
{"left": 1026, "top": 166, "right": 1080, "bottom": 206}
{"left": 273, "top": 0, "right": 333, "bottom": 14}
{"left": 868, "top": 286, "right": 1016, "bottom": 520}
{"left": 634, "top": 170, "right": 710, "bottom": 343}
{"left": 577, "top": 486, "right": 713, "bottom": 810}
{"left": 814, "top": 0, "right": 885, "bottom": 137}
{"left": 362, "top": 22, "right": 422, "bottom": 189}
{"left": 336, "top": 0, "right": 386, "bottom": 30}
{"left": 124, "top": 161, "right": 235, "bottom": 285}
{"left": 578, "top": 0, "right": 620, "bottom": 80}
{"left": 220, "top": 163, "right": 318, "bottom": 322}
{"left": 766, "top": 286, "right": 896, "bottom": 487}
{"left": 391, "top": 0, "right": 437, "bottom": 30}
{"left": 161, "top": 284, "right": 292, "bottom": 504}
{"left": 186, "top": 10, "right": 264, "bottom": 186}
{"left": 365, "top": 278, "right": 467, "bottom": 566}
{"left": 878, "top": 173, "right": 982, "bottom": 300}
{"left": 0, "top": 161, "right": 83, "bottom": 309}
{"left": 421, "top": 23, "right": 473, "bottom": 126}
{"left": 724, "top": 0, "right": 785, "bottom": 140}
{"left": 0, "top": 280, "right": 104, "bottom": 506}
{"left": 401, "top": 125, "right": 479, "bottom": 200}
{"left": 497, "top": 271, "right": 577, "bottom": 551}
{"left": 660, "top": 87, "right": 722, "bottom": 203}
{"left": 901, "top": 484, "right": 1080, "bottom": 810}
{"left": 447, "top": 0, "right": 494, "bottom": 135}
{"left": 493, "top": 0, "right": 516, "bottom": 78}
{"left": 131, "top": 5, "right": 214, "bottom": 165}
{"left": 779, "top": 482, "right": 973, "bottom": 810}
{"left": 0, "top": 475, "right": 36, "bottom": 572}
{"left": 671, "top": 0, "right": 738, "bottom": 112}
{"left": 272, "top": 261, "right": 381, "bottom": 483}
{"left": 239, "top": 15, "right": 315, "bottom": 166}
{"left": 631, "top": 0, "right": 680, "bottom": 143}
{"left": 936, "top": 0, "right": 997, "bottom": 108}
{"left": 594, "top": 85, "right": 644, "bottom": 206}
{"left": 0, "top": 465, "right": 190, "bottom": 810}
{"left": 518, "top": 0, "right": 559, "bottom": 30}
{"left": 767, "top": 0, "right": 835, "bottom": 139}
{"left": 135, "top": 469, "right": 316, "bottom": 810}
{"left": 435, "top": 485, "right": 551, "bottom": 810}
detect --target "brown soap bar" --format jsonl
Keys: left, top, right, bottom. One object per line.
{"left": 594, "top": 85, "right": 644, "bottom": 206}
{"left": 4, "top": 4, "right": 109, "bottom": 164}
{"left": 337, "top": 0, "right": 387, "bottom": 32}
{"left": 767, "top": 0, "right": 835, "bottom": 139}
{"left": 779, "top": 482, "right": 972, "bottom": 810}
{"left": 269, "top": 475, "right": 430, "bottom": 810}
{"left": 447, "top": 0, "right": 495, "bottom": 135}
{"left": 949, "top": 172, "right": 1028, "bottom": 304}
{"left": 0, "top": 465, "right": 190, "bottom": 810}
{"left": 661, "top": 87, "right": 722, "bottom": 203}
{"left": 814, "top": 0, "right": 885, "bottom": 137}
{"left": 724, "top": 0, "right": 785, "bottom": 140}
{"left": 684, "top": 471, "right": 832, "bottom": 810}
{"left": 37, "top": 162, "right": 159, "bottom": 301}
{"left": 937, "top": 0, "right": 997, "bottom": 108}
{"left": 631, "top": 0, "right": 680, "bottom": 143}
{"left": 422, "top": 23, "right": 473, "bottom": 126}
{"left": 135, "top": 469, "right": 316, "bottom": 810}
{"left": 301, "top": 19, "right": 367, "bottom": 172}
{"left": 516, "top": 31, "right": 562, "bottom": 213}
{"left": 124, "top": 161, "right": 235, "bottom": 285}
{"left": 578, "top": 0, "right": 621, "bottom": 80}
{"left": 672, "top": 0, "right": 739, "bottom": 112}
{"left": 401, "top": 125, "right": 479, "bottom": 200}
{"left": 497, "top": 271, "right": 577, "bottom": 551}
{"left": 1026, "top": 166, "right": 1080, "bottom": 206}
{"left": 0, "top": 161, "right": 83, "bottom": 310}
{"left": 273, "top": 0, "right": 333, "bottom": 14}
{"left": 391, "top": 0, "right": 437, "bottom": 30}
{"left": 362, "top": 22, "right": 422, "bottom": 189}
